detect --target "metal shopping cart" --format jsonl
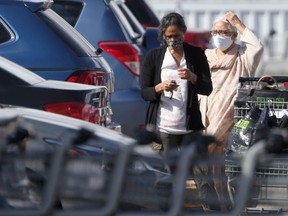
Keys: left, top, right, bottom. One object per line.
{"left": 233, "top": 75, "right": 288, "bottom": 124}
{"left": 2, "top": 110, "right": 288, "bottom": 215}
{"left": 225, "top": 75, "right": 288, "bottom": 213}
{"left": 0, "top": 109, "right": 174, "bottom": 216}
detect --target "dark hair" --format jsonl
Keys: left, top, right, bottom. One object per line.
{"left": 158, "top": 12, "right": 187, "bottom": 41}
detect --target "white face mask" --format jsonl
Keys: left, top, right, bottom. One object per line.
{"left": 212, "top": 34, "right": 233, "bottom": 51}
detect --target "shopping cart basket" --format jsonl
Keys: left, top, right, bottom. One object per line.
{"left": 233, "top": 75, "right": 288, "bottom": 124}
{"left": 225, "top": 75, "right": 288, "bottom": 212}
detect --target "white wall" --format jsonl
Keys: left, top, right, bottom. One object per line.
{"left": 146, "top": 0, "right": 288, "bottom": 75}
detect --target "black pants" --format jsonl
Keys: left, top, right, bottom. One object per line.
{"left": 159, "top": 131, "right": 221, "bottom": 211}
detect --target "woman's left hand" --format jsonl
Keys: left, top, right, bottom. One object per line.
{"left": 178, "top": 68, "right": 197, "bottom": 84}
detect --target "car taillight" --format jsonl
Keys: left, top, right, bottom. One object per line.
{"left": 98, "top": 40, "right": 141, "bottom": 77}
{"left": 184, "top": 31, "right": 211, "bottom": 50}
{"left": 44, "top": 102, "right": 101, "bottom": 125}
{"left": 142, "top": 23, "right": 158, "bottom": 28}
{"left": 66, "top": 70, "right": 107, "bottom": 86}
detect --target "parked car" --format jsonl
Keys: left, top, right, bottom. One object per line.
{"left": 51, "top": 0, "right": 162, "bottom": 136}
{"left": 0, "top": 0, "right": 118, "bottom": 129}
{"left": 0, "top": 56, "right": 120, "bottom": 130}
{"left": 124, "top": 0, "right": 160, "bottom": 29}
{"left": 124, "top": 0, "right": 212, "bottom": 50}
{"left": 0, "top": 105, "right": 172, "bottom": 211}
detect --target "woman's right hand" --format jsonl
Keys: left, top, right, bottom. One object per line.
{"left": 225, "top": 11, "right": 246, "bottom": 33}
{"left": 155, "top": 80, "right": 178, "bottom": 94}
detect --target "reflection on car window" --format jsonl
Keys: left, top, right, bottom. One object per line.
{"left": 51, "top": 2, "right": 83, "bottom": 27}
{"left": 0, "top": 21, "right": 12, "bottom": 44}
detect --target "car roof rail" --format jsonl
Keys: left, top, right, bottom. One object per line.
{"left": 114, "top": 0, "right": 125, "bottom": 5}
{"left": 104, "top": 0, "right": 111, "bottom": 5}
{"left": 23, "top": 0, "right": 53, "bottom": 12}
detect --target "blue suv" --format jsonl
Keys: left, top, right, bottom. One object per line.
{"left": 52, "top": 0, "right": 161, "bottom": 136}
{"left": 0, "top": 0, "right": 119, "bottom": 130}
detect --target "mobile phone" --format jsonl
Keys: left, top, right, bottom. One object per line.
{"left": 171, "top": 80, "right": 177, "bottom": 84}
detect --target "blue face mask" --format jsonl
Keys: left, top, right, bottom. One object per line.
{"left": 165, "top": 39, "right": 183, "bottom": 49}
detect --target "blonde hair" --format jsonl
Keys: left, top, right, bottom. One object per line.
{"left": 212, "top": 15, "right": 237, "bottom": 32}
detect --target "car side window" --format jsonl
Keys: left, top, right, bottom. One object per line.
{"left": 51, "top": 2, "right": 83, "bottom": 27}
{"left": 125, "top": 0, "right": 160, "bottom": 28}
{"left": 0, "top": 20, "right": 13, "bottom": 44}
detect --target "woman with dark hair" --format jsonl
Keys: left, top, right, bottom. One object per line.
{"left": 140, "top": 12, "right": 220, "bottom": 211}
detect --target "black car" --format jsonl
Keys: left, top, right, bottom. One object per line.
{"left": 0, "top": 56, "right": 115, "bottom": 128}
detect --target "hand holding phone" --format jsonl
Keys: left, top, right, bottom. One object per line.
{"left": 171, "top": 80, "right": 177, "bottom": 84}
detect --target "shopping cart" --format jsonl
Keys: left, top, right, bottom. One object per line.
{"left": 233, "top": 75, "right": 288, "bottom": 124}
{"left": 3, "top": 108, "right": 288, "bottom": 216}
{"left": 225, "top": 75, "right": 288, "bottom": 213}
{"left": 0, "top": 111, "right": 173, "bottom": 216}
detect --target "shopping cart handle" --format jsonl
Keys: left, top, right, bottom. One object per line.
{"left": 72, "top": 128, "right": 95, "bottom": 145}
{"left": 133, "top": 124, "right": 162, "bottom": 145}
{"left": 194, "top": 134, "right": 218, "bottom": 155}
{"left": 7, "top": 126, "right": 31, "bottom": 143}
{"left": 181, "top": 133, "right": 218, "bottom": 155}
{"left": 239, "top": 76, "right": 288, "bottom": 83}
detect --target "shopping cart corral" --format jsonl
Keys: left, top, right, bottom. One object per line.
{"left": 2, "top": 106, "right": 288, "bottom": 215}
{"left": 226, "top": 75, "right": 288, "bottom": 214}
{"left": 0, "top": 107, "right": 173, "bottom": 216}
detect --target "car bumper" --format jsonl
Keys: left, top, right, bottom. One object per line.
{"left": 106, "top": 121, "right": 122, "bottom": 133}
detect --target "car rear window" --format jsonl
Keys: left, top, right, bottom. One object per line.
{"left": 0, "top": 20, "right": 14, "bottom": 44}
{"left": 125, "top": 0, "right": 160, "bottom": 28}
{"left": 38, "top": 9, "right": 97, "bottom": 57}
{"left": 51, "top": 1, "right": 83, "bottom": 27}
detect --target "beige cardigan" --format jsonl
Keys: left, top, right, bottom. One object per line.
{"left": 199, "top": 28, "right": 264, "bottom": 150}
